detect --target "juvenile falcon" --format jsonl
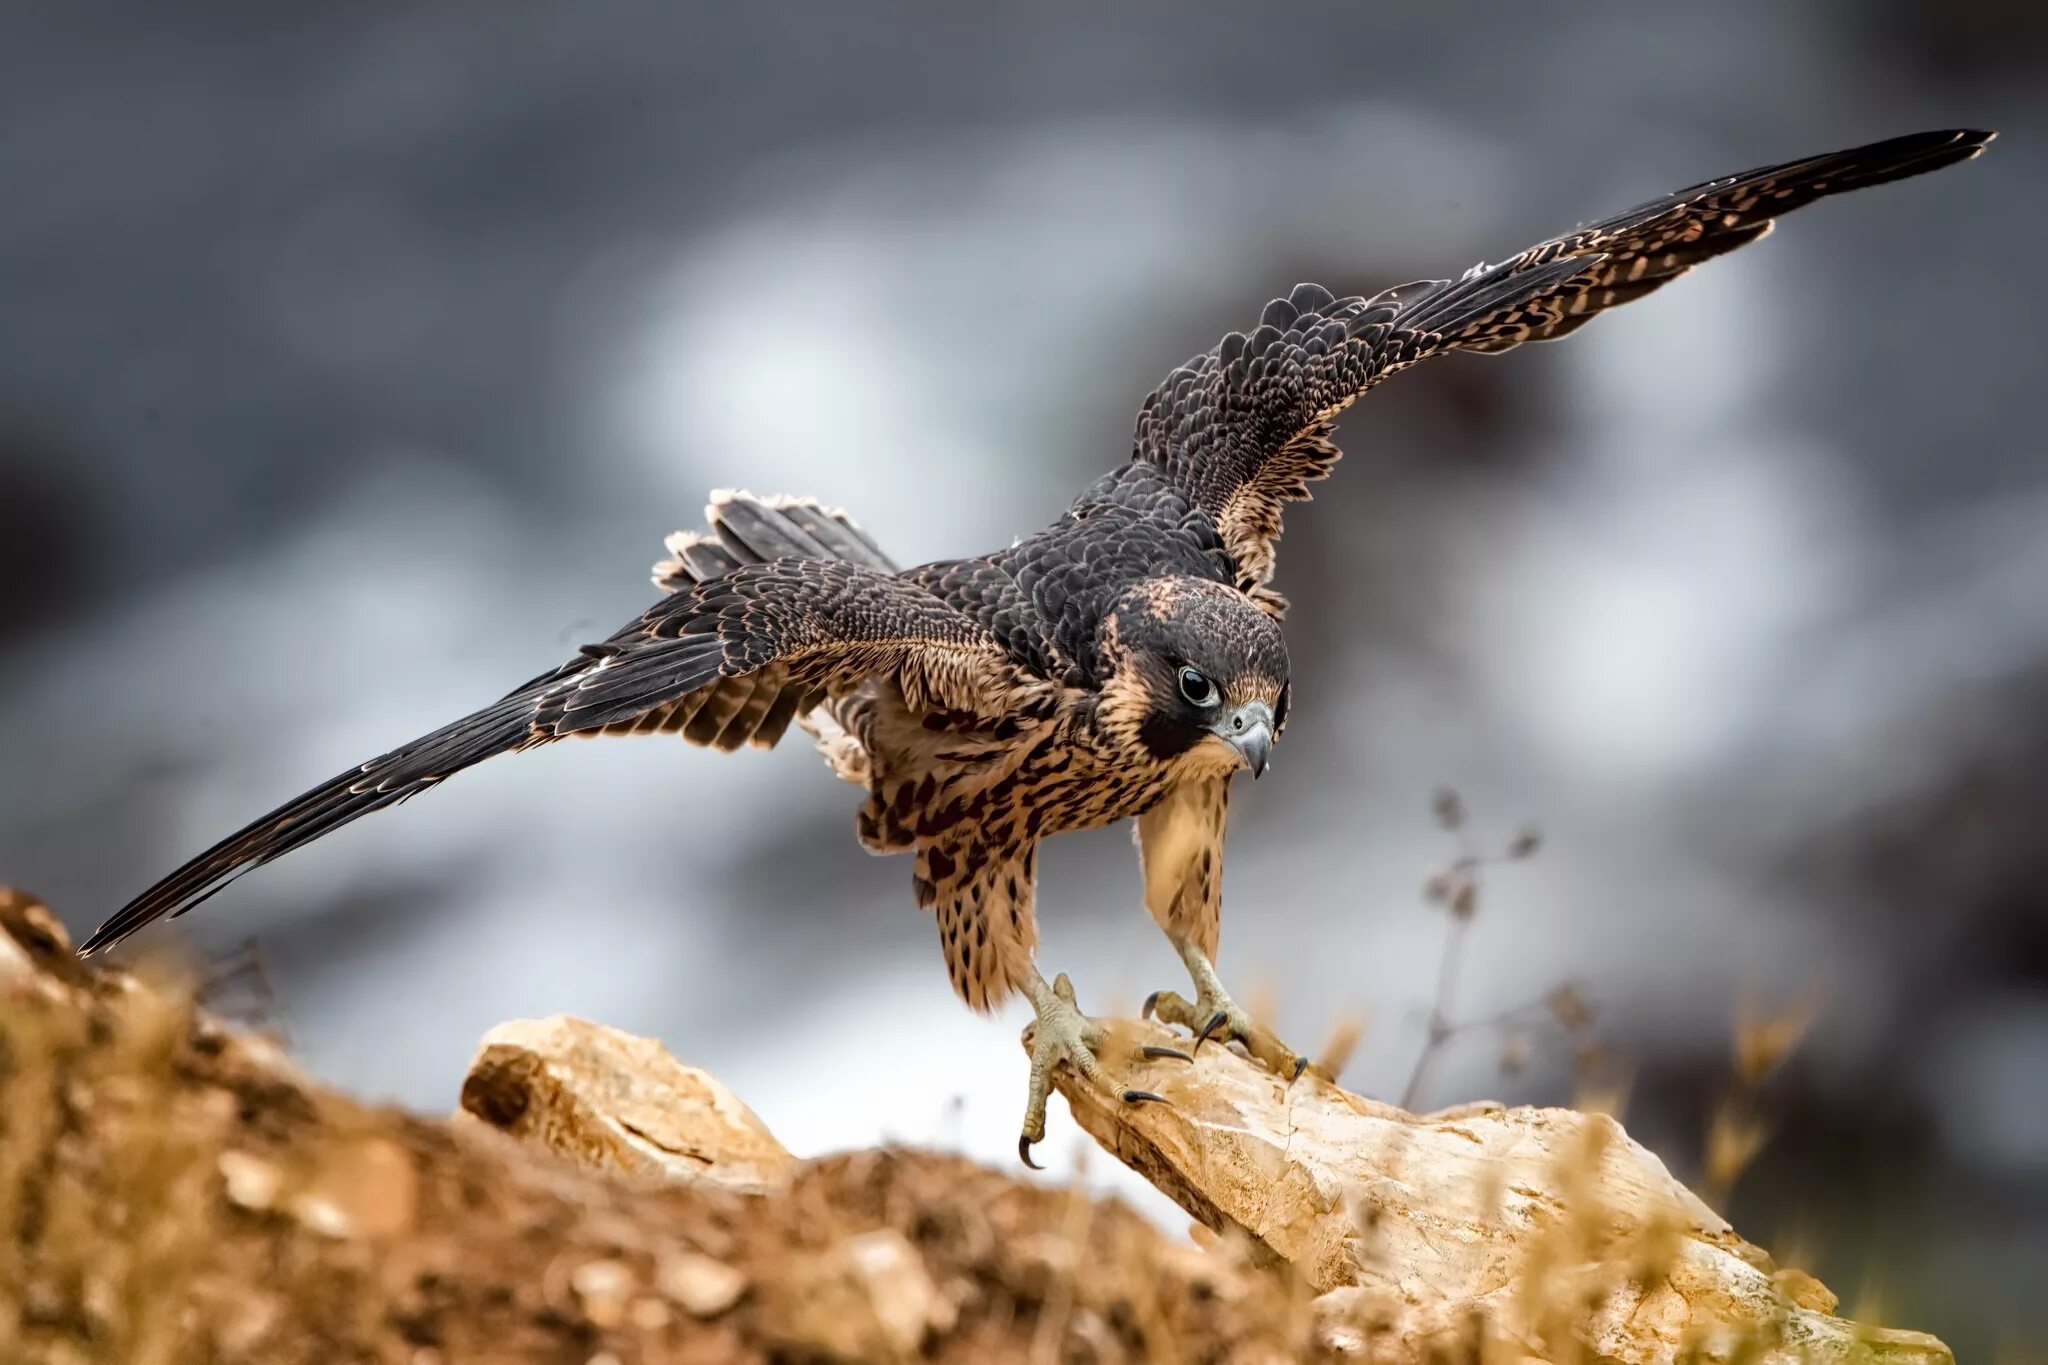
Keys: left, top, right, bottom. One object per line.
{"left": 82, "top": 129, "right": 1992, "bottom": 1161}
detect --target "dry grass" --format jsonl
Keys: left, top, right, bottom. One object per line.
{"left": 1401, "top": 788, "right": 1593, "bottom": 1111}
{"left": 0, "top": 888, "right": 1335, "bottom": 1363}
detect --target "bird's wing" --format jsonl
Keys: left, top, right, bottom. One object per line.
{"left": 652, "top": 488, "right": 897, "bottom": 595}
{"left": 1132, "top": 128, "right": 1993, "bottom": 598}
{"left": 640, "top": 489, "right": 903, "bottom": 749}
{"left": 82, "top": 561, "right": 1022, "bottom": 955}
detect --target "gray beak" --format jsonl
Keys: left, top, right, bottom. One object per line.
{"left": 1217, "top": 700, "right": 1276, "bottom": 779}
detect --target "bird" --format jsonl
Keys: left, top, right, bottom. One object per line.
{"left": 80, "top": 128, "right": 1992, "bottom": 1164}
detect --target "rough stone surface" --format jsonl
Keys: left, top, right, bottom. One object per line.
{"left": 760, "top": 1228, "right": 958, "bottom": 1362}
{"left": 1045, "top": 1015, "right": 1953, "bottom": 1364}
{"left": 0, "top": 884, "right": 1959, "bottom": 1363}
{"left": 0, "top": 888, "right": 1307, "bottom": 1363}
{"left": 459, "top": 1014, "right": 795, "bottom": 1192}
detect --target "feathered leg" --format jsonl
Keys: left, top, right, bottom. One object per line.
{"left": 1134, "top": 778, "right": 1305, "bottom": 1078}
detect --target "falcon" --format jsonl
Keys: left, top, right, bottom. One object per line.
{"left": 82, "top": 129, "right": 1992, "bottom": 1162}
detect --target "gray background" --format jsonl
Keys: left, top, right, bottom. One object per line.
{"left": 3, "top": 3, "right": 2043, "bottom": 1354}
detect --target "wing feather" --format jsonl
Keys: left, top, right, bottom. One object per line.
{"left": 82, "top": 559, "right": 1016, "bottom": 956}
{"left": 1134, "top": 129, "right": 1993, "bottom": 596}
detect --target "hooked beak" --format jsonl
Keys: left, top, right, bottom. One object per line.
{"left": 1216, "top": 699, "right": 1276, "bottom": 779}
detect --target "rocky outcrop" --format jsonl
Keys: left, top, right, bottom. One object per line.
{"left": 0, "top": 886, "right": 1953, "bottom": 1363}
{"left": 0, "top": 888, "right": 1301, "bottom": 1363}
{"left": 1047, "top": 1016, "right": 1951, "bottom": 1363}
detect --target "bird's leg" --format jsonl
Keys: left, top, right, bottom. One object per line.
{"left": 1017, "top": 968, "right": 1166, "bottom": 1169}
{"left": 1144, "top": 939, "right": 1307, "bottom": 1079}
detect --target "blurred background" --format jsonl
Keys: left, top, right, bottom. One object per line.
{"left": 2, "top": 2, "right": 2043, "bottom": 1355}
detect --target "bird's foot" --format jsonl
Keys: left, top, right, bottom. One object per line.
{"left": 1143, "top": 960, "right": 1307, "bottom": 1081}
{"left": 1018, "top": 971, "right": 1166, "bottom": 1169}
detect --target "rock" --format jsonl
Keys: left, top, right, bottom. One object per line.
{"left": 760, "top": 1229, "right": 956, "bottom": 1362}
{"left": 569, "top": 1257, "right": 637, "bottom": 1328}
{"left": 0, "top": 887, "right": 1315, "bottom": 1362}
{"left": 1044, "top": 1016, "right": 1953, "bottom": 1365}
{"left": 656, "top": 1251, "right": 749, "bottom": 1318}
{"left": 0, "top": 886, "right": 86, "bottom": 994}
{"left": 218, "top": 1150, "right": 284, "bottom": 1211}
{"left": 459, "top": 1015, "right": 794, "bottom": 1192}
{"left": 288, "top": 1135, "right": 419, "bottom": 1241}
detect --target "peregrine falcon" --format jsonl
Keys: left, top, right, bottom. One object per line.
{"left": 81, "top": 129, "right": 1992, "bottom": 1161}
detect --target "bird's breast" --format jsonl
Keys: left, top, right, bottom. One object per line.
{"left": 845, "top": 686, "right": 1173, "bottom": 848}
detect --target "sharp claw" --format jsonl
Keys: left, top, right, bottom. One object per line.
{"left": 1141, "top": 1045, "right": 1194, "bottom": 1063}
{"left": 1194, "top": 1010, "right": 1231, "bottom": 1053}
{"left": 1121, "top": 1089, "right": 1169, "bottom": 1106}
{"left": 1141, "top": 990, "right": 1163, "bottom": 1020}
{"left": 1291, "top": 1054, "right": 1310, "bottom": 1081}
{"left": 1018, "top": 1134, "right": 1043, "bottom": 1170}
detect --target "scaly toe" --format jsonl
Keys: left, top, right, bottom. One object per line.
{"left": 1153, "top": 984, "right": 1305, "bottom": 1080}
{"left": 1141, "top": 988, "right": 1203, "bottom": 1032}
{"left": 1193, "top": 1008, "right": 1235, "bottom": 1052}
{"left": 1018, "top": 983, "right": 1118, "bottom": 1166}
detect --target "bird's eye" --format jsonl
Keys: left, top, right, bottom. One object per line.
{"left": 1178, "top": 667, "right": 1218, "bottom": 707}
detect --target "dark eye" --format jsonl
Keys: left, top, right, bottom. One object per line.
{"left": 1178, "top": 667, "right": 1217, "bottom": 707}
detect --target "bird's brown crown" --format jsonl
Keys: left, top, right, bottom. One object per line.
{"left": 1097, "top": 577, "right": 1290, "bottom": 772}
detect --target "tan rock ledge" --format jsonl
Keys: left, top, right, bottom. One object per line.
{"left": 1042, "top": 1015, "right": 1952, "bottom": 1364}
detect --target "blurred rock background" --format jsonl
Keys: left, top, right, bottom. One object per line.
{"left": 1, "top": 3, "right": 2041, "bottom": 1356}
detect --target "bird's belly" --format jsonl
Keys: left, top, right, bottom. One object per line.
{"left": 1001, "top": 756, "right": 1167, "bottom": 839}
{"left": 846, "top": 693, "right": 1163, "bottom": 849}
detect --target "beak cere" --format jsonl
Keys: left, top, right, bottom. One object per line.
{"left": 1218, "top": 700, "right": 1276, "bottom": 779}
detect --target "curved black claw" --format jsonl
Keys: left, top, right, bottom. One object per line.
{"left": 1141, "top": 1044, "right": 1194, "bottom": 1063}
{"left": 1121, "top": 1089, "right": 1169, "bottom": 1106}
{"left": 1018, "top": 1134, "right": 1044, "bottom": 1171}
{"left": 1141, "top": 990, "right": 1163, "bottom": 1020}
{"left": 1193, "top": 1009, "right": 1232, "bottom": 1053}
{"left": 1291, "top": 1054, "right": 1311, "bottom": 1081}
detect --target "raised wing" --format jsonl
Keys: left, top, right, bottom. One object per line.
{"left": 80, "top": 558, "right": 1017, "bottom": 955}
{"left": 642, "top": 489, "right": 901, "bottom": 747}
{"left": 1134, "top": 128, "right": 1993, "bottom": 600}
{"left": 652, "top": 488, "right": 897, "bottom": 594}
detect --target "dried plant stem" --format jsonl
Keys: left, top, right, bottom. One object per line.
{"left": 1401, "top": 908, "right": 1470, "bottom": 1110}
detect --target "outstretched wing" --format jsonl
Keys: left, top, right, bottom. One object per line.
{"left": 652, "top": 488, "right": 897, "bottom": 594}
{"left": 81, "top": 560, "right": 1019, "bottom": 955}
{"left": 1134, "top": 128, "right": 1993, "bottom": 599}
{"left": 641, "top": 489, "right": 901, "bottom": 748}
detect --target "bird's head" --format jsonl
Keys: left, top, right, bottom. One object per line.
{"left": 1097, "top": 577, "right": 1289, "bottom": 779}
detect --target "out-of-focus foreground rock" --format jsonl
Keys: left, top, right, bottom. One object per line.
{"left": 1, "top": 885, "right": 1952, "bottom": 1363}
{"left": 0, "top": 889, "right": 1305, "bottom": 1364}
{"left": 458, "top": 1015, "right": 795, "bottom": 1192}
{"left": 1049, "top": 1017, "right": 1953, "bottom": 1363}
